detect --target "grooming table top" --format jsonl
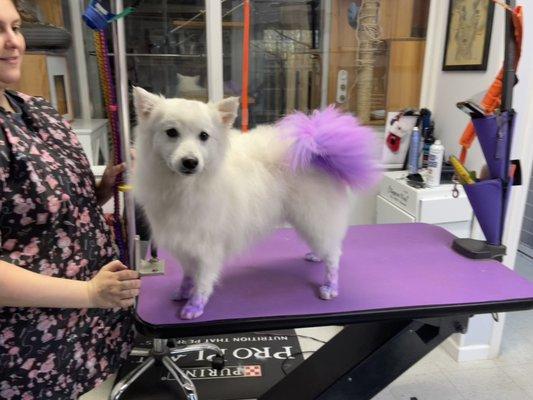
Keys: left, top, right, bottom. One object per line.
{"left": 136, "top": 223, "right": 533, "bottom": 337}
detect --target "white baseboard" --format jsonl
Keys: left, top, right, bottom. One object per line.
{"left": 441, "top": 336, "right": 493, "bottom": 362}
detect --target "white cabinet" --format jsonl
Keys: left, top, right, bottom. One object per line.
{"left": 376, "top": 171, "right": 473, "bottom": 238}
{"left": 71, "top": 119, "right": 109, "bottom": 166}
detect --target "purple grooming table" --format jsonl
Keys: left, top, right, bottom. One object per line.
{"left": 136, "top": 223, "right": 533, "bottom": 337}
{"left": 134, "top": 223, "right": 533, "bottom": 400}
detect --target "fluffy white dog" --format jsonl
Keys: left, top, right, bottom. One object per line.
{"left": 132, "top": 87, "right": 379, "bottom": 319}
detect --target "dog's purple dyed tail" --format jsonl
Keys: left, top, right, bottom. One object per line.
{"left": 278, "top": 106, "right": 381, "bottom": 189}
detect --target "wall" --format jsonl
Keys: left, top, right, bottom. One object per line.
{"left": 420, "top": 2, "right": 505, "bottom": 172}
{"left": 420, "top": 0, "right": 533, "bottom": 361}
{"left": 422, "top": 1, "right": 533, "bottom": 263}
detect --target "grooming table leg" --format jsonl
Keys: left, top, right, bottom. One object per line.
{"left": 259, "top": 315, "right": 469, "bottom": 400}
{"left": 162, "top": 355, "right": 199, "bottom": 400}
{"left": 130, "top": 348, "right": 151, "bottom": 357}
{"left": 169, "top": 343, "right": 224, "bottom": 357}
{"left": 109, "top": 357, "right": 156, "bottom": 400}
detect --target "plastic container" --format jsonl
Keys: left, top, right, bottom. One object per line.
{"left": 426, "top": 140, "right": 444, "bottom": 187}
{"left": 408, "top": 127, "right": 421, "bottom": 174}
{"left": 422, "top": 124, "right": 435, "bottom": 168}
{"left": 82, "top": 1, "right": 114, "bottom": 30}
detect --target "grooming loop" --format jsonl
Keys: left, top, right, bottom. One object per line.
{"left": 92, "top": 29, "right": 128, "bottom": 264}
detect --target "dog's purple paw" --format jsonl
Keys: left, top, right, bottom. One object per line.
{"left": 179, "top": 295, "right": 207, "bottom": 320}
{"left": 319, "top": 270, "right": 339, "bottom": 300}
{"left": 173, "top": 276, "right": 195, "bottom": 301}
{"left": 319, "top": 284, "right": 339, "bottom": 300}
{"left": 304, "top": 252, "right": 322, "bottom": 263}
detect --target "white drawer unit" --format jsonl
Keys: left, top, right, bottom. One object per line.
{"left": 72, "top": 119, "right": 109, "bottom": 166}
{"left": 376, "top": 171, "right": 473, "bottom": 238}
{"left": 376, "top": 196, "right": 415, "bottom": 224}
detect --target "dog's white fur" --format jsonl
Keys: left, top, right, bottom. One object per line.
{"left": 132, "top": 87, "right": 351, "bottom": 319}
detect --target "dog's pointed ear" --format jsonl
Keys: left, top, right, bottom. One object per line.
{"left": 133, "top": 86, "right": 162, "bottom": 120}
{"left": 215, "top": 97, "right": 239, "bottom": 128}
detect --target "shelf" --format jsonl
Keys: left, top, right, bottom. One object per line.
{"left": 172, "top": 20, "right": 244, "bottom": 30}
{"left": 384, "top": 37, "right": 427, "bottom": 42}
{"left": 132, "top": 5, "right": 204, "bottom": 15}
{"left": 96, "top": 52, "right": 206, "bottom": 58}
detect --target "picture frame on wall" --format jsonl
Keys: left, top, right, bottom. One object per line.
{"left": 442, "top": 0, "right": 495, "bottom": 71}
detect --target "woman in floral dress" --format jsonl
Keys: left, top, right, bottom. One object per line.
{"left": 0, "top": 1, "right": 141, "bottom": 398}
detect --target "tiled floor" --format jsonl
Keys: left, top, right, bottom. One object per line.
{"left": 82, "top": 253, "right": 533, "bottom": 399}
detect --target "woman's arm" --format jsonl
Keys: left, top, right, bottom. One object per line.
{"left": 0, "top": 260, "right": 140, "bottom": 308}
{"left": 96, "top": 162, "right": 126, "bottom": 206}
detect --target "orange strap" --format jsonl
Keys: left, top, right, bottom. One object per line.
{"left": 241, "top": 0, "right": 250, "bottom": 132}
{"left": 459, "top": 5, "right": 523, "bottom": 164}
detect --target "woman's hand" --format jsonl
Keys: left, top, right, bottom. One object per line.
{"left": 87, "top": 260, "right": 141, "bottom": 309}
{"left": 95, "top": 149, "right": 136, "bottom": 206}
{"left": 95, "top": 162, "right": 126, "bottom": 206}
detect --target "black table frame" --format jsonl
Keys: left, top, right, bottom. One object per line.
{"left": 134, "top": 298, "right": 533, "bottom": 400}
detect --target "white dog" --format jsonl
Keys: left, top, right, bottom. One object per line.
{"left": 132, "top": 87, "right": 379, "bottom": 319}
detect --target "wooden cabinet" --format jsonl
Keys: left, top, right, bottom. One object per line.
{"left": 10, "top": 54, "right": 51, "bottom": 100}
{"left": 34, "top": 0, "right": 64, "bottom": 27}
{"left": 386, "top": 39, "right": 426, "bottom": 111}
{"left": 7, "top": 0, "right": 72, "bottom": 118}
{"left": 11, "top": 53, "right": 73, "bottom": 120}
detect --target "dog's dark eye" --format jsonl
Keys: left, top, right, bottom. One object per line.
{"left": 166, "top": 128, "right": 180, "bottom": 138}
{"left": 199, "top": 131, "right": 209, "bottom": 141}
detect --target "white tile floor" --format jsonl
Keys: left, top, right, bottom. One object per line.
{"left": 82, "top": 253, "right": 533, "bottom": 400}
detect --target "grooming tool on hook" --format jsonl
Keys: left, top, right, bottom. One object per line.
{"left": 82, "top": 0, "right": 137, "bottom": 30}
{"left": 451, "top": 1, "right": 521, "bottom": 260}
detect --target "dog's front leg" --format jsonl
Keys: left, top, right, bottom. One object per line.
{"left": 173, "top": 276, "right": 195, "bottom": 301}
{"left": 173, "top": 257, "right": 196, "bottom": 301}
{"left": 179, "top": 256, "right": 221, "bottom": 320}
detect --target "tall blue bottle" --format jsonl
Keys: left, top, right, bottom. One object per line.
{"left": 408, "top": 127, "right": 421, "bottom": 174}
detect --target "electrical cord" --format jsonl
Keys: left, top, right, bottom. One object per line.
{"left": 251, "top": 331, "right": 328, "bottom": 376}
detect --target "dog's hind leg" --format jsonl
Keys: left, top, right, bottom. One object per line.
{"left": 287, "top": 178, "right": 350, "bottom": 300}
{"left": 290, "top": 215, "right": 348, "bottom": 300}
{"left": 308, "top": 240, "right": 343, "bottom": 300}
{"left": 304, "top": 252, "right": 322, "bottom": 263}
{"left": 318, "top": 251, "right": 341, "bottom": 300}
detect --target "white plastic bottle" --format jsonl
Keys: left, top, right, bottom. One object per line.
{"left": 427, "top": 140, "right": 444, "bottom": 187}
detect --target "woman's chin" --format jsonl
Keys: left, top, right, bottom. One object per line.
{"left": 0, "top": 72, "right": 22, "bottom": 87}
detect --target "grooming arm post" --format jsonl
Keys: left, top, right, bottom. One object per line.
{"left": 111, "top": 0, "right": 136, "bottom": 266}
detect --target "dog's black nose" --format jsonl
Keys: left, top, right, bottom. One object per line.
{"left": 181, "top": 157, "right": 199, "bottom": 171}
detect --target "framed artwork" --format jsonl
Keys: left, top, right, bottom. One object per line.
{"left": 442, "top": 0, "right": 495, "bottom": 71}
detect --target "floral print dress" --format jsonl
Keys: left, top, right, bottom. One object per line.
{"left": 0, "top": 91, "right": 133, "bottom": 399}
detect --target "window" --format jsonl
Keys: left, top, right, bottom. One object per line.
{"left": 124, "top": 0, "right": 208, "bottom": 100}
{"left": 79, "top": 1, "right": 430, "bottom": 130}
